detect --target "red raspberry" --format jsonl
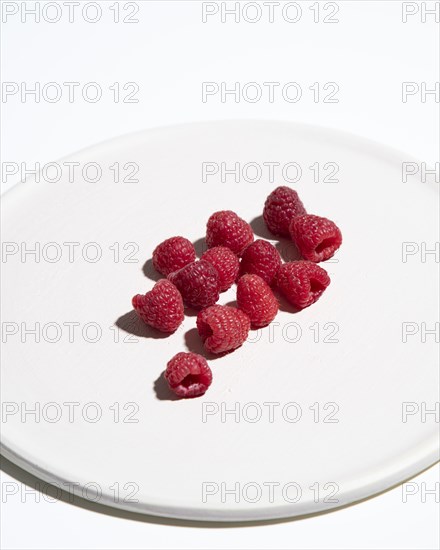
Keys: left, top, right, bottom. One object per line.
{"left": 237, "top": 274, "right": 278, "bottom": 328}
{"left": 290, "top": 214, "right": 342, "bottom": 263}
{"left": 201, "top": 246, "right": 240, "bottom": 292}
{"left": 132, "top": 279, "right": 184, "bottom": 333}
{"left": 239, "top": 239, "right": 281, "bottom": 286}
{"left": 164, "top": 352, "right": 212, "bottom": 398}
{"left": 197, "top": 305, "right": 250, "bottom": 354}
{"left": 168, "top": 260, "right": 220, "bottom": 310}
{"left": 263, "top": 186, "right": 306, "bottom": 237}
{"left": 152, "top": 236, "right": 196, "bottom": 276}
{"left": 206, "top": 210, "right": 254, "bottom": 256}
{"left": 276, "top": 261, "right": 330, "bottom": 309}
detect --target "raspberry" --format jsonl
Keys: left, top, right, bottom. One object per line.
{"left": 239, "top": 239, "right": 281, "bottom": 286}
{"left": 132, "top": 279, "right": 184, "bottom": 333}
{"left": 289, "top": 214, "right": 342, "bottom": 263}
{"left": 201, "top": 246, "right": 240, "bottom": 292}
{"left": 168, "top": 260, "right": 220, "bottom": 310}
{"left": 152, "top": 236, "right": 196, "bottom": 276}
{"left": 197, "top": 305, "right": 250, "bottom": 354}
{"left": 164, "top": 352, "right": 212, "bottom": 398}
{"left": 206, "top": 210, "right": 254, "bottom": 256}
{"left": 237, "top": 274, "right": 278, "bottom": 328}
{"left": 263, "top": 186, "right": 306, "bottom": 237}
{"left": 276, "top": 261, "right": 330, "bottom": 309}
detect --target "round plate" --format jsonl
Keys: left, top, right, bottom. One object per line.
{"left": 1, "top": 120, "right": 438, "bottom": 521}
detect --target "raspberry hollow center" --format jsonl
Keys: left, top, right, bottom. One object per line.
{"left": 315, "top": 237, "right": 338, "bottom": 254}
{"left": 198, "top": 319, "right": 213, "bottom": 341}
{"left": 179, "top": 373, "right": 210, "bottom": 390}
{"left": 309, "top": 278, "right": 326, "bottom": 298}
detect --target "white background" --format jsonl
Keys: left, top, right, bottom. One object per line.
{"left": 1, "top": 1, "right": 439, "bottom": 549}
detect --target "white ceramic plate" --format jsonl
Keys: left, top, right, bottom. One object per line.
{"left": 1, "top": 120, "right": 438, "bottom": 521}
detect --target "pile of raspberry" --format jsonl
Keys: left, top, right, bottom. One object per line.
{"left": 132, "top": 186, "right": 342, "bottom": 398}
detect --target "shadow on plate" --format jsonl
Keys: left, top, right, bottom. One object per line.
{"left": 115, "top": 310, "right": 169, "bottom": 339}
{"left": 142, "top": 258, "right": 161, "bottom": 282}
{"left": 184, "top": 307, "right": 199, "bottom": 318}
{"left": 184, "top": 328, "right": 222, "bottom": 360}
{"left": 153, "top": 371, "right": 180, "bottom": 401}
{"left": 275, "top": 291, "right": 301, "bottom": 314}
{"left": 249, "top": 215, "right": 273, "bottom": 240}
{"left": 193, "top": 237, "right": 207, "bottom": 258}
{"left": 275, "top": 240, "right": 301, "bottom": 262}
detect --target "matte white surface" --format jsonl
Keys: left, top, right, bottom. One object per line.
{"left": 1, "top": 120, "right": 438, "bottom": 521}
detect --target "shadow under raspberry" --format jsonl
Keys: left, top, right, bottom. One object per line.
{"left": 275, "top": 291, "right": 301, "bottom": 314}
{"left": 249, "top": 215, "right": 273, "bottom": 240}
{"left": 192, "top": 237, "right": 208, "bottom": 259}
{"left": 275, "top": 240, "right": 301, "bottom": 262}
{"left": 142, "top": 258, "right": 162, "bottom": 282}
{"left": 153, "top": 371, "right": 180, "bottom": 401}
{"left": 115, "top": 310, "right": 169, "bottom": 339}
{"left": 183, "top": 306, "right": 199, "bottom": 318}
{"left": 184, "top": 328, "right": 223, "bottom": 360}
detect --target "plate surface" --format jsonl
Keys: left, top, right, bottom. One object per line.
{"left": 1, "top": 120, "right": 439, "bottom": 521}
